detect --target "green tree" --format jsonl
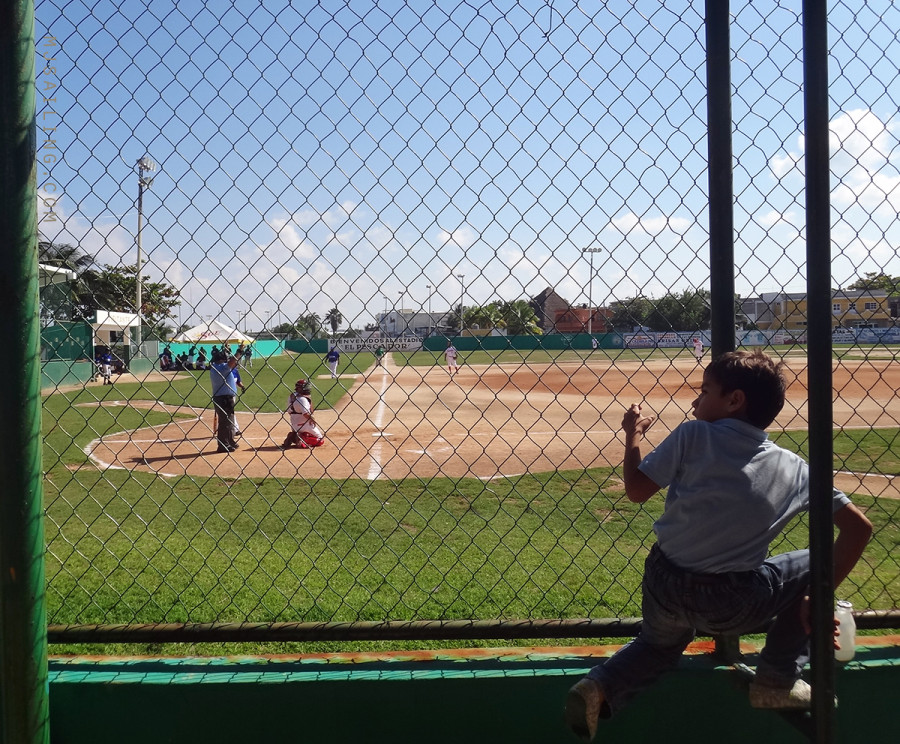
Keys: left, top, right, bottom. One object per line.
{"left": 609, "top": 296, "right": 653, "bottom": 331}
{"left": 646, "top": 290, "right": 707, "bottom": 331}
{"left": 87, "top": 264, "right": 181, "bottom": 331}
{"left": 845, "top": 272, "right": 900, "bottom": 296}
{"left": 38, "top": 240, "right": 94, "bottom": 273}
{"left": 38, "top": 240, "right": 96, "bottom": 324}
{"left": 295, "top": 313, "right": 323, "bottom": 339}
{"left": 465, "top": 302, "right": 505, "bottom": 331}
{"left": 448, "top": 303, "right": 463, "bottom": 331}
{"left": 325, "top": 307, "right": 343, "bottom": 335}
{"left": 272, "top": 321, "right": 299, "bottom": 338}
{"left": 499, "top": 300, "right": 542, "bottom": 335}
{"left": 37, "top": 241, "right": 182, "bottom": 333}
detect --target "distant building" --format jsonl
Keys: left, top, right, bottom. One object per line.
{"left": 743, "top": 289, "right": 895, "bottom": 332}
{"left": 529, "top": 287, "right": 570, "bottom": 333}
{"left": 378, "top": 309, "right": 448, "bottom": 338}
{"left": 553, "top": 305, "right": 612, "bottom": 333}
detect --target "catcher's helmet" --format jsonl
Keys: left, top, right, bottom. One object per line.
{"left": 295, "top": 379, "right": 310, "bottom": 394}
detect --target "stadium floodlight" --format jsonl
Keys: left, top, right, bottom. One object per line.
{"left": 135, "top": 155, "right": 157, "bottom": 353}
{"left": 582, "top": 247, "right": 602, "bottom": 335}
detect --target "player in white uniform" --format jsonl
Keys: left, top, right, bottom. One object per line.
{"left": 692, "top": 337, "right": 704, "bottom": 362}
{"left": 444, "top": 342, "right": 458, "bottom": 375}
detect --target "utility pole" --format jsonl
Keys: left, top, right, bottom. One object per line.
{"left": 135, "top": 155, "right": 156, "bottom": 355}
{"left": 582, "top": 247, "right": 602, "bottom": 334}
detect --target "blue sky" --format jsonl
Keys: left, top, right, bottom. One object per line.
{"left": 35, "top": 0, "right": 900, "bottom": 332}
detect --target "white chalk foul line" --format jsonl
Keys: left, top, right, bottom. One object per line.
{"left": 366, "top": 368, "right": 391, "bottom": 480}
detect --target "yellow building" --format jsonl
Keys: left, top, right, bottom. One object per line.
{"left": 746, "top": 289, "right": 894, "bottom": 332}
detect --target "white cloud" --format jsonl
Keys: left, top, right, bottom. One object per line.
{"left": 830, "top": 108, "right": 893, "bottom": 169}
{"left": 773, "top": 108, "right": 900, "bottom": 195}
{"left": 770, "top": 150, "right": 800, "bottom": 178}
{"left": 268, "top": 217, "right": 316, "bottom": 260}
{"left": 36, "top": 189, "right": 133, "bottom": 266}
{"left": 436, "top": 226, "right": 476, "bottom": 249}
{"left": 609, "top": 212, "right": 691, "bottom": 238}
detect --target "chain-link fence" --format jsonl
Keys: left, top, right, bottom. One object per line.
{"left": 33, "top": 0, "right": 899, "bottom": 644}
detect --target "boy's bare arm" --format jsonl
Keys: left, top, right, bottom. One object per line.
{"left": 801, "top": 501, "right": 872, "bottom": 639}
{"left": 832, "top": 502, "right": 873, "bottom": 588}
{"left": 621, "top": 403, "right": 660, "bottom": 503}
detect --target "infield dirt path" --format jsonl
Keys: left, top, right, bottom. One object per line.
{"left": 85, "top": 353, "right": 900, "bottom": 498}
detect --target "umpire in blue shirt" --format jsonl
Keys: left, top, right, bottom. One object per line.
{"left": 209, "top": 343, "right": 244, "bottom": 453}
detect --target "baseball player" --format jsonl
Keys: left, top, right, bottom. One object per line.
{"left": 444, "top": 341, "right": 458, "bottom": 375}
{"left": 280, "top": 379, "right": 325, "bottom": 450}
{"left": 325, "top": 346, "right": 340, "bottom": 378}
{"left": 692, "top": 337, "right": 704, "bottom": 363}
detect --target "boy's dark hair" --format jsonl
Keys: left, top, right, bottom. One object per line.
{"left": 705, "top": 350, "right": 786, "bottom": 428}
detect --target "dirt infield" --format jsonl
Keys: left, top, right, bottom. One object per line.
{"left": 85, "top": 354, "right": 900, "bottom": 498}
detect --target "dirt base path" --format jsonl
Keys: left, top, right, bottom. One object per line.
{"left": 85, "top": 354, "right": 900, "bottom": 497}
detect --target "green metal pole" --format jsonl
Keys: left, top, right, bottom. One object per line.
{"left": 705, "top": 0, "right": 740, "bottom": 664}
{"left": 0, "top": 1, "right": 50, "bottom": 743}
{"left": 803, "top": 1, "right": 837, "bottom": 741}
{"left": 705, "top": 0, "right": 735, "bottom": 360}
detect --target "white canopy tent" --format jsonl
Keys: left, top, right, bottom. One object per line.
{"left": 171, "top": 319, "right": 253, "bottom": 344}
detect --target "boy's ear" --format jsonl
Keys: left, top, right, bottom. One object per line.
{"left": 727, "top": 388, "right": 747, "bottom": 413}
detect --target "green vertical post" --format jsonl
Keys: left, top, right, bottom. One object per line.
{"left": 0, "top": 1, "right": 50, "bottom": 743}
{"left": 705, "top": 0, "right": 736, "bottom": 360}
{"left": 705, "top": 0, "right": 739, "bottom": 663}
{"left": 802, "top": 1, "right": 837, "bottom": 741}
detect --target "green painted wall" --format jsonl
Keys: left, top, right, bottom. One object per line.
{"left": 40, "top": 360, "right": 93, "bottom": 389}
{"left": 40, "top": 357, "right": 154, "bottom": 390}
{"left": 47, "top": 639, "right": 900, "bottom": 743}
{"left": 284, "top": 338, "right": 328, "bottom": 354}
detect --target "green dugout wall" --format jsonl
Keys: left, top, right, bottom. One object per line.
{"left": 46, "top": 640, "right": 900, "bottom": 744}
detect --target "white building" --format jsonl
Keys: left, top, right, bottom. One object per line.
{"left": 378, "top": 309, "right": 448, "bottom": 337}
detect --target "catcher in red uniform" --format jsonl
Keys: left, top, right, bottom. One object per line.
{"left": 280, "top": 379, "right": 325, "bottom": 449}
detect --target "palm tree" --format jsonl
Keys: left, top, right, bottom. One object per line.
{"left": 449, "top": 303, "right": 463, "bottom": 331}
{"left": 499, "top": 300, "right": 542, "bottom": 335}
{"left": 38, "top": 240, "right": 97, "bottom": 323}
{"left": 325, "top": 307, "right": 343, "bottom": 335}
{"left": 296, "top": 313, "right": 323, "bottom": 339}
{"left": 38, "top": 240, "right": 95, "bottom": 273}
{"left": 465, "top": 302, "right": 505, "bottom": 331}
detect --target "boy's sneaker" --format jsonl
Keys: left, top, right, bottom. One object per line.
{"left": 564, "top": 678, "right": 604, "bottom": 742}
{"left": 749, "top": 678, "right": 812, "bottom": 709}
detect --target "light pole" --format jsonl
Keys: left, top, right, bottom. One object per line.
{"left": 426, "top": 284, "right": 432, "bottom": 336}
{"left": 582, "top": 247, "right": 602, "bottom": 335}
{"left": 236, "top": 309, "right": 249, "bottom": 334}
{"left": 382, "top": 296, "right": 389, "bottom": 335}
{"left": 457, "top": 273, "right": 465, "bottom": 332}
{"left": 135, "top": 155, "right": 156, "bottom": 354}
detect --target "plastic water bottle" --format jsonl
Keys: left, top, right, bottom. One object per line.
{"left": 834, "top": 600, "right": 856, "bottom": 662}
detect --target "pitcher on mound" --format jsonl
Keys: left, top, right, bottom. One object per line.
{"left": 280, "top": 379, "right": 325, "bottom": 449}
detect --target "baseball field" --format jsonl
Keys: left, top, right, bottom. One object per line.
{"left": 41, "top": 347, "right": 900, "bottom": 641}
{"left": 80, "top": 348, "right": 900, "bottom": 498}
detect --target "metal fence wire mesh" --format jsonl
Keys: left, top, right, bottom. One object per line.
{"left": 35, "top": 0, "right": 899, "bottom": 640}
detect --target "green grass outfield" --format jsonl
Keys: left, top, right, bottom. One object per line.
{"left": 41, "top": 346, "right": 900, "bottom": 655}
